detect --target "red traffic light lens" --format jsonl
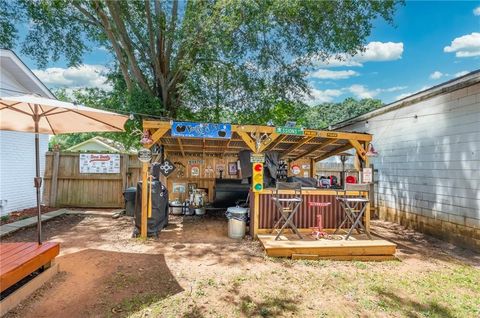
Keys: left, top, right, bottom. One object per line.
{"left": 254, "top": 163, "right": 262, "bottom": 172}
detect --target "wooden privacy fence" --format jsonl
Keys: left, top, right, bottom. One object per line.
{"left": 43, "top": 151, "right": 142, "bottom": 208}
{"left": 42, "top": 152, "right": 366, "bottom": 209}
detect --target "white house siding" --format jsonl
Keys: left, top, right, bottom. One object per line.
{"left": 0, "top": 52, "right": 50, "bottom": 215}
{"left": 341, "top": 82, "right": 480, "bottom": 251}
{"left": 0, "top": 131, "right": 48, "bottom": 215}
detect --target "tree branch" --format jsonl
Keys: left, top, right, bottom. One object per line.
{"left": 105, "top": 0, "right": 153, "bottom": 95}
{"left": 91, "top": 0, "right": 133, "bottom": 92}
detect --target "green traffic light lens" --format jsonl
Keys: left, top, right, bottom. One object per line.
{"left": 254, "top": 184, "right": 262, "bottom": 190}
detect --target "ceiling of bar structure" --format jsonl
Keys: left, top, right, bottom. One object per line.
{"left": 143, "top": 120, "right": 372, "bottom": 162}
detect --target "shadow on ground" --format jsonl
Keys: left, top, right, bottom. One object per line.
{"left": 5, "top": 249, "right": 183, "bottom": 318}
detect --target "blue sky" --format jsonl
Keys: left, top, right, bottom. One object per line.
{"left": 19, "top": 1, "right": 480, "bottom": 105}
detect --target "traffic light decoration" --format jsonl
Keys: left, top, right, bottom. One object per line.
{"left": 252, "top": 163, "right": 264, "bottom": 192}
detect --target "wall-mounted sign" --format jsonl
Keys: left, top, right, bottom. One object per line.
{"left": 159, "top": 159, "right": 176, "bottom": 177}
{"left": 80, "top": 154, "right": 120, "bottom": 174}
{"left": 304, "top": 130, "right": 317, "bottom": 137}
{"left": 172, "top": 121, "right": 231, "bottom": 139}
{"left": 191, "top": 164, "right": 200, "bottom": 177}
{"left": 291, "top": 164, "right": 301, "bottom": 175}
{"left": 275, "top": 126, "right": 304, "bottom": 135}
{"left": 250, "top": 153, "right": 265, "bottom": 163}
{"left": 137, "top": 148, "right": 152, "bottom": 163}
{"left": 362, "top": 168, "right": 373, "bottom": 183}
{"left": 188, "top": 159, "right": 205, "bottom": 165}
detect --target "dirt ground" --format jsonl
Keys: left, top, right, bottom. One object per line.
{"left": 2, "top": 212, "right": 479, "bottom": 318}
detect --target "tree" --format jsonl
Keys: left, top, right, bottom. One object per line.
{"left": 304, "top": 97, "right": 383, "bottom": 129}
{"left": 3, "top": 0, "right": 401, "bottom": 118}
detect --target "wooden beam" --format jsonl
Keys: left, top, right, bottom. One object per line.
{"left": 314, "top": 144, "right": 353, "bottom": 162}
{"left": 145, "top": 127, "right": 169, "bottom": 149}
{"left": 143, "top": 120, "right": 171, "bottom": 129}
{"left": 258, "top": 132, "right": 280, "bottom": 153}
{"left": 281, "top": 136, "right": 314, "bottom": 158}
{"left": 316, "top": 130, "right": 372, "bottom": 142}
{"left": 237, "top": 131, "right": 257, "bottom": 152}
{"left": 293, "top": 139, "right": 338, "bottom": 161}
{"left": 232, "top": 124, "right": 275, "bottom": 134}
{"left": 177, "top": 138, "right": 185, "bottom": 157}
{"left": 265, "top": 134, "right": 286, "bottom": 151}
{"left": 349, "top": 139, "right": 367, "bottom": 162}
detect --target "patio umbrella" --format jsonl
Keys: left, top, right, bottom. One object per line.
{"left": 0, "top": 95, "right": 128, "bottom": 244}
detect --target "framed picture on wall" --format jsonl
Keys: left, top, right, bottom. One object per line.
{"left": 228, "top": 162, "right": 238, "bottom": 175}
{"left": 172, "top": 183, "right": 186, "bottom": 193}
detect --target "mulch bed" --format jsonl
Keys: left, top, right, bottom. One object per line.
{"left": 0, "top": 206, "right": 57, "bottom": 226}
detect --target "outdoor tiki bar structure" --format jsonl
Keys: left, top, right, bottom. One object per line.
{"left": 140, "top": 120, "right": 396, "bottom": 259}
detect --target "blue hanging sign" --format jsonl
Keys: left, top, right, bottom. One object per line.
{"left": 171, "top": 121, "right": 232, "bottom": 139}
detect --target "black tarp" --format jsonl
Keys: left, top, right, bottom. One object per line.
{"left": 133, "top": 180, "right": 169, "bottom": 237}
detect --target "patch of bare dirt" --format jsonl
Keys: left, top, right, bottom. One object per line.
{"left": 1, "top": 214, "right": 479, "bottom": 318}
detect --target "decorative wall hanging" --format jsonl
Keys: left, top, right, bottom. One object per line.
{"left": 191, "top": 164, "right": 200, "bottom": 177}
{"left": 158, "top": 159, "right": 176, "bottom": 177}
{"left": 228, "top": 162, "right": 238, "bottom": 175}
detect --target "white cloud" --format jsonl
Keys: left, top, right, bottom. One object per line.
{"left": 444, "top": 32, "right": 480, "bottom": 57}
{"left": 308, "top": 69, "right": 359, "bottom": 80}
{"left": 304, "top": 88, "right": 343, "bottom": 105}
{"left": 430, "top": 71, "right": 444, "bottom": 79}
{"left": 348, "top": 84, "right": 407, "bottom": 99}
{"left": 314, "top": 41, "right": 404, "bottom": 67}
{"left": 454, "top": 70, "right": 469, "bottom": 78}
{"left": 33, "top": 64, "right": 111, "bottom": 91}
{"left": 348, "top": 85, "right": 377, "bottom": 99}
{"left": 474, "top": 6, "right": 480, "bottom": 16}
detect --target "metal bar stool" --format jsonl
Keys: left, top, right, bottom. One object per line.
{"left": 271, "top": 182, "right": 303, "bottom": 240}
{"left": 308, "top": 202, "right": 331, "bottom": 239}
{"left": 334, "top": 197, "right": 372, "bottom": 240}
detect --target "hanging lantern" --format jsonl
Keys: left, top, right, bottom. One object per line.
{"left": 366, "top": 143, "right": 379, "bottom": 157}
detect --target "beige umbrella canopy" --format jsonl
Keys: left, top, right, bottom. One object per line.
{"left": 0, "top": 95, "right": 128, "bottom": 244}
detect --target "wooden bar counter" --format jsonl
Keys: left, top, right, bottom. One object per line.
{"left": 249, "top": 188, "right": 370, "bottom": 238}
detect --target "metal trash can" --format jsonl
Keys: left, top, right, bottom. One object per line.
{"left": 123, "top": 187, "right": 136, "bottom": 217}
{"left": 226, "top": 206, "right": 248, "bottom": 239}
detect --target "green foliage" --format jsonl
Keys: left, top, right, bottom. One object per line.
{"left": 304, "top": 98, "right": 383, "bottom": 129}
{"left": 3, "top": 0, "right": 401, "bottom": 118}
{"left": 49, "top": 80, "right": 163, "bottom": 151}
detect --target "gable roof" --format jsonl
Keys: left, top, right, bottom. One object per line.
{"left": 332, "top": 69, "right": 480, "bottom": 130}
{"left": 67, "top": 136, "right": 128, "bottom": 153}
{"left": 0, "top": 49, "right": 55, "bottom": 98}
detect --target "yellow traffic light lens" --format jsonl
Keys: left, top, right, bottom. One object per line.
{"left": 254, "top": 174, "right": 263, "bottom": 182}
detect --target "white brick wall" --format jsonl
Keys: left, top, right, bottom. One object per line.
{"left": 342, "top": 82, "right": 480, "bottom": 230}
{"left": 0, "top": 131, "right": 49, "bottom": 215}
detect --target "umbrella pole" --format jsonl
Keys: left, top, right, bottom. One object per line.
{"left": 34, "top": 104, "right": 42, "bottom": 245}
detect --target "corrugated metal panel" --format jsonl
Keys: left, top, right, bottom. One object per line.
{"left": 258, "top": 193, "right": 355, "bottom": 229}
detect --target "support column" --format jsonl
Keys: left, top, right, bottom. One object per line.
{"left": 141, "top": 162, "right": 149, "bottom": 238}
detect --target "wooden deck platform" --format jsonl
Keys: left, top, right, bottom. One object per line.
{"left": 258, "top": 234, "right": 397, "bottom": 261}
{"left": 0, "top": 242, "right": 60, "bottom": 293}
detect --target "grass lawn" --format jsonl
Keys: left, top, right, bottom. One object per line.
{"left": 3, "top": 214, "right": 479, "bottom": 318}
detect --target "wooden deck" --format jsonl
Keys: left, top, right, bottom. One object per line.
{"left": 0, "top": 242, "right": 60, "bottom": 293}
{"left": 258, "top": 234, "right": 396, "bottom": 261}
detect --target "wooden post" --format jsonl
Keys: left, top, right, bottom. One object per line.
{"left": 121, "top": 154, "right": 129, "bottom": 190}
{"left": 364, "top": 142, "right": 370, "bottom": 233}
{"left": 141, "top": 162, "right": 149, "bottom": 238}
{"left": 253, "top": 192, "right": 260, "bottom": 238}
{"left": 49, "top": 151, "right": 60, "bottom": 207}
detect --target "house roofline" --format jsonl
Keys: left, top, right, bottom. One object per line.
{"left": 0, "top": 48, "right": 56, "bottom": 99}
{"left": 67, "top": 136, "right": 120, "bottom": 152}
{"left": 331, "top": 69, "right": 480, "bottom": 130}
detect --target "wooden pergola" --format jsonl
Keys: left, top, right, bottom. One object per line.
{"left": 142, "top": 120, "right": 372, "bottom": 161}
{"left": 139, "top": 120, "right": 372, "bottom": 238}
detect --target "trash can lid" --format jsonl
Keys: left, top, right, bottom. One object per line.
{"left": 124, "top": 187, "right": 137, "bottom": 193}
{"left": 170, "top": 200, "right": 183, "bottom": 207}
{"left": 227, "top": 206, "right": 248, "bottom": 214}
